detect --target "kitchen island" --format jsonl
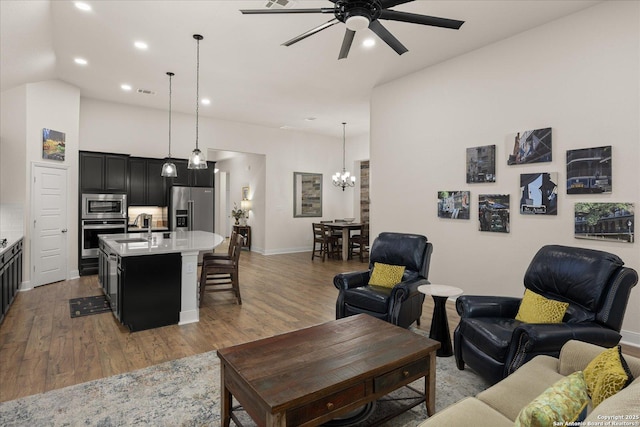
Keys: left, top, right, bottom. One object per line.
{"left": 99, "top": 230, "right": 223, "bottom": 331}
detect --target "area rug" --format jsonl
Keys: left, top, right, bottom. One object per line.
{"left": 69, "top": 295, "right": 111, "bottom": 318}
{"left": 0, "top": 335, "right": 489, "bottom": 426}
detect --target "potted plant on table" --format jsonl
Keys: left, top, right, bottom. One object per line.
{"left": 231, "top": 203, "right": 247, "bottom": 226}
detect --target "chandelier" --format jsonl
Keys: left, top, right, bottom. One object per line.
{"left": 332, "top": 122, "right": 356, "bottom": 191}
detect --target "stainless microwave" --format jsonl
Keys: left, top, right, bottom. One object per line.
{"left": 81, "top": 193, "right": 127, "bottom": 219}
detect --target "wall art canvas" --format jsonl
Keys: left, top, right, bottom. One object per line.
{"left": 479, "top": 194, "right": 510, "bottom": 233}
{"left": 520, "top": 172, "right": 558, "bottom": 215}
{"left": 293, "top": 172, "right": 322, "bottom": 218}
{"left": 507, "top": 127, "right": 552, "bottom": 165}
{"left": 574, "top": 202, "right": 634, "bottom": 243}
{"left": 466, "top": 145, "right": 496, "bottom": 183}
{"left": 42, "top": 128, "right": 65, "bottom": 161}
{"left": 438, "top": 191, "right": 470, "bottom": 219}
{"left": 566, "top": 146, "right": 612, "bottom": 194}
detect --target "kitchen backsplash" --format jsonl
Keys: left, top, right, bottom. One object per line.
{"left": 128, "top": 206, "right": 168, "bottom": 228}
{"left": 0, "top": 204, "right": 24, "bottom": 238}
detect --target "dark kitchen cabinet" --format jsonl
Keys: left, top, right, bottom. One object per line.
{"left": 167, "top": 159, "right": 215, "bottom": 188}
{"left": 1, "top": 239, "right": 23, "bottom": 325}
{"left": 128, "top": 158, "right": 167, "bottom": 206}
{"left": 80, "top": 152, "right": 128, "bottom": 193}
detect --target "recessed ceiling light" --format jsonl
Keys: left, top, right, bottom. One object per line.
{"left": 363, "top": 38, "right": 376, "bottom": 48}
{"left": 201, "top": 98, "right": 211, "bottom": 105}
{"left": 134, "top": 41, "right": 148, "bottom": 50}
{"left": 121, "top": 84, "right": 132, "bottom": 91}
{"left": 304, "top": 117, "right": 316, "bottom": 121}
{"left": 74, "top": 2, "right": 91, "bottom": 12}
{"left": 74, "top": 57, "right": 88, "bottom": 65}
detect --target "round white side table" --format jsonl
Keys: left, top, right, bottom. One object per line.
{"left": 418, "top": 284, "right": 463, "bottom": 357}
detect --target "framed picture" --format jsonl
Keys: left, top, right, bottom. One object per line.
{"left": 242, "top": 186, "right": 250, "bottom": 200}
{"left": 574, "top": 202, "right": 634, "bottom": 243}
{"left": 520, "top": 172, "right": 558, "bottom": 215}
{"left": 437, "top": 191, "right": 470, "bottom": 219}
{"left": 293, "top": 172, "right": 322, "bottom": 218}
{"left": 466, "top": 145, "right": 496, "bottom": 183}
{"left": 507, "top": 127, "right": 552, "bottom": 165}
{"left": 42, "top": 128, "right": 66, "bottom": 161}
{"left": 479, "top": 194, "right": 510, "bottom": 233}
{"left": 566, "top": 146, "right": 612, "bottom": 194}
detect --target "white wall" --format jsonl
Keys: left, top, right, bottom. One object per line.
{"left": 79, "top": 98, "right": 361, "bottom": 255}
{"left": 0, "top": 80, "right": 80, "bottom": 283}
{"left": 370, "top": 1, "right": 640, "bottom": 343}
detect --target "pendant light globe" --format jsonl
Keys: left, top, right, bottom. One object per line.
{"left": 188, "top": 34, "right": 207, "bottom": 170}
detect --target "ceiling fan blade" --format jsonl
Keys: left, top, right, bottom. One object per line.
{"left": 368, "top": 20, "right": 408, "bottom": 55}
{"left": 338, "top": 29, "right": 356, "bottom": 60}
{"left": 379, "top": 10, "right": 464, "bottom": 29}
{"left": 282, "top": 19, "right": 340, "bottom": 47}
{"left": 240, "top": 8, "right": 334, "bottom": 14}
{"left": 380, "top": 0, "right": 414, "bottom": 9}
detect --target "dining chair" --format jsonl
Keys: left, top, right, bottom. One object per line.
{"left": 202, "top": 229, "right": 237, "bottom": 263}
{"left": 349, "top": 223, "right": 370, "bottom": 262}
{"left": 312, "top": 223, "right": 340, "bottom": 261}
{"left": 199, "top": 233, "right": 244, "bottom": 306}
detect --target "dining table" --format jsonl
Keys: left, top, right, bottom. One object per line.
{"left": 324, "top": 222, "right": 364, "bottom": 261}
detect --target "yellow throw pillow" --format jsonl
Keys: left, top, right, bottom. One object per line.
{"left": 515, "top": 289, "right": 569, "bottom": 323}
{"left": 515, "top": 371, "right": 589, "bottom": 427}
{"left": 583, "top": 346, "right": 634, "bottom": 407}
{"left": 368, "top": 263, "right": 405, "bottom": 288}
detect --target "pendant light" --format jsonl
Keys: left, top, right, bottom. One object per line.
{"left": 161, "top": 72, "right": 177, "bottom": 177}
{"left": 188, "top": 34, "right": 207, "bottom": 169}
{"left": 332, "top": 122, "right": 356, "bottom": 191}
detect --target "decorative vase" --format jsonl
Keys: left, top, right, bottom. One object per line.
{"left": 234, "top": 218, "right": 240, "bottom": 225}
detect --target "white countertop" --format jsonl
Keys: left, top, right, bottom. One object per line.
{"left": 0, "top": 234, "right": 23, "bottom": 257}
{"left": 101, "top": 231, "right": 224, "bottom": 257}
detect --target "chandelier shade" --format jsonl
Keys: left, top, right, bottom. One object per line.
{"left": 188, "top": 34, "right": 207, "bottom": 170}
{"left": 161, "top": 72, "right": 177, "bottom": 178}
{"left": 333, "top": 122, "right": 356, "bottom": 191}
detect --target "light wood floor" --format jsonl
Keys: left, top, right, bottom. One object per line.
{"left": 1, "top": 248, "right": 638, "bottom": 402}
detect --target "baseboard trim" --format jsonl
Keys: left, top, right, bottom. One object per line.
{"left": 621, "top": 329, "right": 640, "bottom": 348}
{"left": 69, "top": 270, "right": 80, "bottom": 280}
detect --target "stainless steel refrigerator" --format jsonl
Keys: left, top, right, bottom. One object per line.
{"left": 170, "top": 187, "right": 214, "bottom": 232}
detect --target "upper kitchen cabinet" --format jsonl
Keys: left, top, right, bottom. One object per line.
{"left": 129, "top": 158, "right": 167, "bottom": 206}
{"left": 168, "top": 159, "right": 215, "bottom": 188}
{"left": 80, "top": 151, "right": 129, "bottom": 193}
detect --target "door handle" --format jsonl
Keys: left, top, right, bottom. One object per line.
{"left": 61, "top": 229, "right": 68, "bottom": 233}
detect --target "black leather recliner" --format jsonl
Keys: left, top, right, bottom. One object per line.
{"left": 454, "top": 244, "right": 638, "bottom": 385}
{"left": 333, "top": 232, "right": 433, "bottom": 328}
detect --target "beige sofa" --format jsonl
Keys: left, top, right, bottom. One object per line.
{"left": 420, "top": 340, "right": 640, "bottom": 426}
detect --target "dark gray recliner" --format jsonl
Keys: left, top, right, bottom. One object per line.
{"left": 454, "top": 244, "right": 638, "bottom": 385}
{"left": 333, "top": 232, "right": 433, "bottom": 328}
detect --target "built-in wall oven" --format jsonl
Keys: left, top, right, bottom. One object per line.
{"left": 81, "top": 194, "right": 127, "bottom": 259}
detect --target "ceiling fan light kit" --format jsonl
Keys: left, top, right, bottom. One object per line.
{"left": 240, "top": 0, "right": 464, "bottom": 60}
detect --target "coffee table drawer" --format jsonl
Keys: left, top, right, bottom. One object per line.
{"left": 374, "top": 359, "right": 427, "bottom": 393}
{"left": 287, "top": 382, "right": 367, "bottom": 425}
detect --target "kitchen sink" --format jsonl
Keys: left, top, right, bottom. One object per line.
{"left": 114, "top": 238, "right": 148, "bottom": 243}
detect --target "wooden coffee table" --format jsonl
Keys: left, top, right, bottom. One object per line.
{"left": 217, "top": 314, "right": 440, "bottom": 426}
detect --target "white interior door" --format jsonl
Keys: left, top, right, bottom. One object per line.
{"left": 32, "top": 164, "right": 68, "bottom": 287}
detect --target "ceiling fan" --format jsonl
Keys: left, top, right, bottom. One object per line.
{"left": 240, "top": 0, "right": 464, "bottom": 59}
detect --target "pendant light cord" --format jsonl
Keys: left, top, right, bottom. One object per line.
{"left": 195, "top": 36, "right": 200, "bottom": 151}
{"left": 168, "top": 72, "right": 173, "bottom": 159}
{"left": 342, "top": 122, "right": 347, "bottom": 172}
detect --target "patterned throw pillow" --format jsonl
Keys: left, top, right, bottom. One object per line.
{"left": 515, "top": 289, "right": 569, "bottom": 323}
{"left": 515, "top": 371, "right": 589, "bottom": 427}
{"left": 583, "top": 346, "right": 634, "bottom": 407}
{"left": 368, "top": 262, "right": 405, "bottom": 288}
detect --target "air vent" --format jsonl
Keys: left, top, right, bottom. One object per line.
{"left": 265, "top": 0, "right": 293, "bottom": 9}
{"left": 136, "top": 89, "right": 156, "bottom": 95}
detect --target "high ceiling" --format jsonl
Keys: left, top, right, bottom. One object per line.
{"left": 1, "top": 0, "right": 600, "bottom": 139}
